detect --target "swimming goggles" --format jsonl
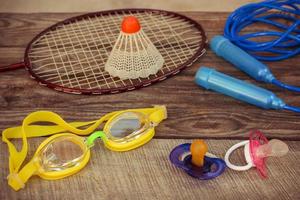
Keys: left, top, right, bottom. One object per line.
{"left": 2, "top": 105, "right": 167, "bottom": 191}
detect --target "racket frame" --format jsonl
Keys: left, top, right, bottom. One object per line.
{"left": 22, "top": 8, "right": 207, "bottom": 95}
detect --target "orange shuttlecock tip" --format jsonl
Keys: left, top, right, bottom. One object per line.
{"left": 121, "top": 16, "right": 141, "bottom": 34}
{"left": 190, "top": 139, "right": 208, "bottom": 167}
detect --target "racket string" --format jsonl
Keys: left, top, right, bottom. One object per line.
{"left": 32, "top": 15, "right": 196, "bottom": 51}
{"left": 157, "top": 14, "right": 195, "bottom": 57}
{"left": 71, "top": 18, "right": 104, "bottom": 89}
{"left": 52, "top": 22, "right": 83, "bottom": 88}
{"left": 42, "top": 34, "right": 66, "bottom": 87}
{"left": 27, "top": 11, "right": 204, "bottom": 91}
{"left": 146, "top": 12, "right": 193, "bottom": 73}
{"left": 82, "top": 16, "right": 118, "bottom": 89}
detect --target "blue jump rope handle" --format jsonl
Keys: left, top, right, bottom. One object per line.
{"left": 210, "top": 35, "right": 275, "bottom": 83}
{"left": 195, "top": 67, "right": 285, "bottom": 110}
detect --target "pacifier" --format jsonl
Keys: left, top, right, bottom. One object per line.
{"left": 169, "top": 139, "right": 226, "bottom": 180}
{"left": 224, "top": 130, "right": 289, "bottom": 178}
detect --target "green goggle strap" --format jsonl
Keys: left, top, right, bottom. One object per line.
{"left": 86, "top": 131, "right": 106, "bottom": 148}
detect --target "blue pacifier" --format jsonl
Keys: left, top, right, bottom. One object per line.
{"left": 169, "top": 140, "right": 226, "bottom": 180}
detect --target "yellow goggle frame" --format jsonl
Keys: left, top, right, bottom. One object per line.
{"left": 2, "top": 105, "right": 167, "bottom": 191}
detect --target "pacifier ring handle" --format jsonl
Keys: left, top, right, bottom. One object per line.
{"left": 198, "top": 157, "right": 226, "bottom": 180}
{"left": 224, "top": 140, "right": 253, "bottom": 171}
{"left": 170, "top": 143, "right": 226, "bottom": 180}
{"left": 169, "top": 143, "right": 191, "bottom": 170}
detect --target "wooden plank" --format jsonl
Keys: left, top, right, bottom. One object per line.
{"left": 0, "top": 12, "right": 228, "bottom": 47}
{"left": 0, "top": 139, "right": 299, "bottom": 199}
{"left": 0, "top": 0, "right": 259, "bottom": 13}
{"left": 1, "top": 13, "right": 300, "bottom": 140}
{"left": 0, "top": 58, "right": 300, "bottom": 140}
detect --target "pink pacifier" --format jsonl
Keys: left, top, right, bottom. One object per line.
{"left": 224, "top": 130, "right": 289, "bottom": 178}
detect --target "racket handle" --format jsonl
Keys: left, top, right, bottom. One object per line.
{"left": 0, "top": 62, "right": 25, "bottom": 72}
{"left": 195, "top": 67, "right": 285, "bottom": 110}
{"left": 210, "top": 35, "right": 274, "bottom": 83}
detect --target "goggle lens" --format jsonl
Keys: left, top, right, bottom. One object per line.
{"left": 107, "top": 112, "right": 149, "bottom": 139}
{"left": 37, "top": 136, "right": 87, "bottom": 172}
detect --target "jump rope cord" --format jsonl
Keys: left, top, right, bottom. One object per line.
{"left": 283, "top": 105, "right": 300, "bottom": 113}
{"left": 224, "top": 0, "right": 300, "bottom": 61}
{"left": 224, "top": 0, "right": 300, "bottom": 93}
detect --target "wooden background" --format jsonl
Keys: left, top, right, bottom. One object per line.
{"left": 0, "top": 0, "right": 260, "bottom": 13}
{"left": 0, "top": 12, "right": 300, "bottom": 199}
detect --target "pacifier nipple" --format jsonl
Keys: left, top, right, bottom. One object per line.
{"left": 190, "top": 139, "right": 208, "bottom": 167}
{"left": 256, "top": 139, "right": 289, "bottom": 158}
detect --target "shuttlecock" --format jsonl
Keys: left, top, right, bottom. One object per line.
{"left": 105, "top": 16, "right": 164, "bottom": 79}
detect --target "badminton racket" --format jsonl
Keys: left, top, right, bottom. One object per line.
{"left": 1, "top": 9, "right": 207, "bottom": 94}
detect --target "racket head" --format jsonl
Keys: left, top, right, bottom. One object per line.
{"left": 24, "top": 8, "right": 207, "bottom": 94}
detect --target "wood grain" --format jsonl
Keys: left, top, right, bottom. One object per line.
{"left": 1, "top": 12, "right": 300, "bottom": 139}
{"left": 0, "top": 12, "right": 300, "bottom": 200}
{"left": 0, "top": 139, "right": 299, "bottom": 200}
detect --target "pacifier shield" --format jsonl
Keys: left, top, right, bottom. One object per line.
{"left": 249, "top": 130, "right": 268, "bottom": 178}
{"left": 169, "top": 143, "right": 226, "bottom": 180}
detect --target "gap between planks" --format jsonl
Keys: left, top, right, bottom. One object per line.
{"left": 0, "top": 138, "right": 299, "bottom": 200}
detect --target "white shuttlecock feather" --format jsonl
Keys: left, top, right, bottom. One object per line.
{"left": 105, "top": 16, "right": 164, "bottom": 79}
